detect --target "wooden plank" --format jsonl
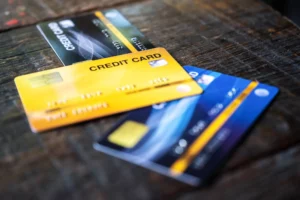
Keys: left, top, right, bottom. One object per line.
{"left": 179, "top": 144, "right": 300, "bottom": 200}
{"left": 0, "top": 0, "right": 300, "bottom": 199}
{"left": 0, "top": 0, "right": 144, "bottom": 31}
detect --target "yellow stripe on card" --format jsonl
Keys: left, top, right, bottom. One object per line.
{"left": 95, "top": 11, "right": 138, "bottom": 53}
{"left": 170, "top": 81, "right": 259, "bottom": 175}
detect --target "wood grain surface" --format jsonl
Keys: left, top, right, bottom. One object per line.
{"left": 0, "top": 0, "right": 300, "bottom": 199}
{"left": 0, "top": 0, "right": 142, "bottom": 31}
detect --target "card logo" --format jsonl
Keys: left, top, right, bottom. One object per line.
{"left": 254, "top": 88, "right": 269, "bottom": 97}
{"left": 59, "top": 20, "right": 75, "bottom": 28}
{"left": 149, "top": 59, "right": 168, "bottom": 68}
{"left": 198, "top": 74, "right": 215, "bottom": 86}
{"left": 105, "top": 12, "right": 118, "bottom": 19}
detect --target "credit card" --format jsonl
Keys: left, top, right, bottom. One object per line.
{"left": 14, "top": 48, "right": 203, "bottom": 133}
{"left": 37, "top": 9, "right": 154, "bottom": 66}
{"left": 94, "top": 66, "right": 279, "bottom": 186}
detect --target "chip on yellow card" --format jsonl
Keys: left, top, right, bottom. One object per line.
{"left": 14, "top": 48, "right": 203, "bottom": 133}
{"left": 108, "top": 121, "right": 148, "bottom": 148}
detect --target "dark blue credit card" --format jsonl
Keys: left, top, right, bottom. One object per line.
{"left": 94, "top": 66, "right": 279, "bottom": 186}
{"left": 37, "top": 9, "right": 154, "bottom": 66}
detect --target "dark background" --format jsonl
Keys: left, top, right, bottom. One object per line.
{"left": 1, "top": 0, "right": 300, "bottom": 199}
{"left": 263, "top": 0, "right": 300, "bottom": 26}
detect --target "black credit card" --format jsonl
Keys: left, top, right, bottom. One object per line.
{"left": 37, "top": 9, "right": 154, "bottom": 65}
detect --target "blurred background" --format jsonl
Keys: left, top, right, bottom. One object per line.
{"left": 263, "top": 0, "right": 300, "bottom": 26}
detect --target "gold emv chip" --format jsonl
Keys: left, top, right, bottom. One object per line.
{"left": 108, "top": 120, "right": 149, "bottom": 148}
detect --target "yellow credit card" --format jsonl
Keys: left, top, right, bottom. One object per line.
{"left": 14, "top": 48, "right": 203, "bottom": 133}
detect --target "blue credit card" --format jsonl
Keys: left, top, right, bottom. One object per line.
{"left": 94, "top": 66, "right": 279, "bottom": 186}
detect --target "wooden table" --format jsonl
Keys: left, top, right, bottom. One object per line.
{"left": 1, "top": 0, "right": 300, "bottom": 199}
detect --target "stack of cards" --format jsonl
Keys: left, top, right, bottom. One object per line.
{"left": 14, "top": 9, "right": 278, "bottom": 186}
